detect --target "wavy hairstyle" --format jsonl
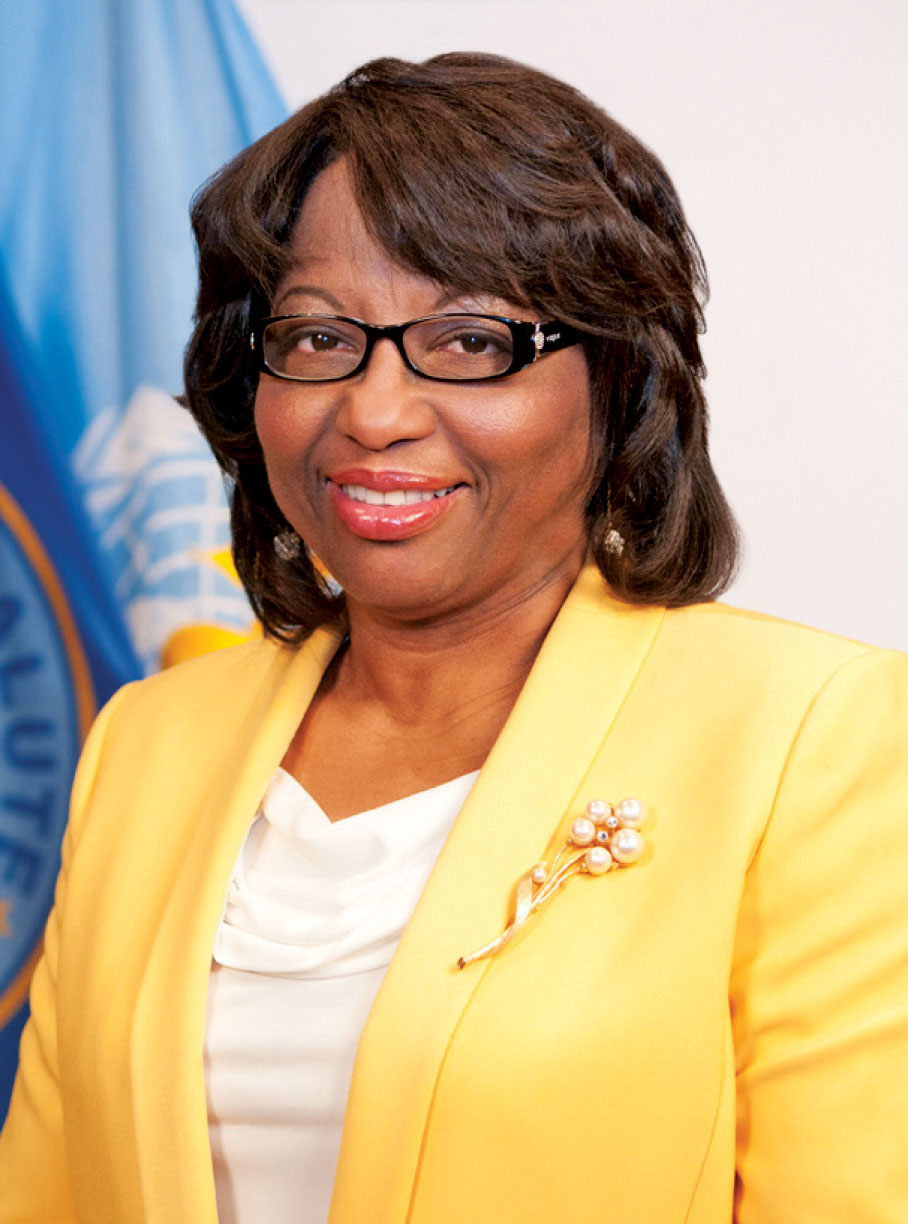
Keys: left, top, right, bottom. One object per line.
{"left": 184, "top": 52, "right": 739, "bottom": 640}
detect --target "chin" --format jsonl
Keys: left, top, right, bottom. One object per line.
{"left": 336, "top": 548, "right": 485, "bottom": 622}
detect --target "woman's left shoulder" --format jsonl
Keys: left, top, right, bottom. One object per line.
{"left": 657, "top": 598, "right": 907, "bottom": 700}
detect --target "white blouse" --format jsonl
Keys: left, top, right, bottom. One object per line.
{"left": 204, "top": 766, "right": 479, "bottom": 1225}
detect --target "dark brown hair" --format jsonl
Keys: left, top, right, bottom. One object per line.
{"left": 184, "top": 52, "right": 739, "bottom": 640}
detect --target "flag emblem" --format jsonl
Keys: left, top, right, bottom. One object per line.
{"left": 0, "top": 485, "right": 94, "bottom": 1028}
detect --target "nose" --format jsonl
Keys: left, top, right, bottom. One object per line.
{"left": 334, "top": 337, "right": 435, "bottom": 451}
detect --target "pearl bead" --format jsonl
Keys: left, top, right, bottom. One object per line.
{"left": 584, "top": 846, "right": 612, "bottom": 875}
{"left": 569, "top": 816, "right": 596, "bottom": 845}
{"left": 616, "top": 798, "right": 645, "bottom": 827}
{"left": 531, "top": 864, "right": 548, "bottom": 885}
{"left": 586, "top": 798, "right": 611, "bottom": 824}
{"left": 610, "top": 827, "right": 644, "bottom": 864}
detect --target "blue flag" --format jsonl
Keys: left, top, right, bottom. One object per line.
{"left": 0, "top": 0, "right": 286, "bottom": 1112}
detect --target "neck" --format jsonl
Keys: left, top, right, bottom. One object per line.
{"left": 335, "top": 547, "right": 586, "bottom": 726}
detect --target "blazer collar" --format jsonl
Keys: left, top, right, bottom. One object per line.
{"left": 127, "top": 565, "right": 664, "bottom": 1223}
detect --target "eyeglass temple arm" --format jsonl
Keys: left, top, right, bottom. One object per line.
{"left": 533, "top": 321, "right": 582, "bottom": 356}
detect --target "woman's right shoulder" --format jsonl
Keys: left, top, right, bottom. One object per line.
{"left": 110, "top": 634, "right": 286, "bottom": 713}
{"left": 76, "top": 636, "right": 299, "bottom": 783}
{"left": 65, "top": 634, "right": 323, "bottom": 844}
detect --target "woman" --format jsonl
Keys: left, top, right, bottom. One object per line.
{"left": 1, "top": 52, "right": 906, "bottom": 1225}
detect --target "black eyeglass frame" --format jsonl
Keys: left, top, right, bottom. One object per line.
{"left": 249, "top": 312, "right": 583, "bottom": 383}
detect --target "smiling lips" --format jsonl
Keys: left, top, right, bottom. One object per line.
{"left": 327, "top": 469, "right": 464, "bottom": 541}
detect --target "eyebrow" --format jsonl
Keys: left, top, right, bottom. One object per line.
{"left": 272, "top": 284, "right": 346, "bottom": 313}
{"left": 431, "top": 289, "right": 501, "bottom": 313}
{"left": 272, "top": 284, "right": 504, "bottom": 318}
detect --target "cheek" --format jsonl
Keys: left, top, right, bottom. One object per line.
{"left": 535, "top": 361, "right": 597, "bottom": 492}
{"left": 252, "top": 388, "right": 333, "bottom": 537}
{"left": 253, "top": 385, "right": 329, "bottom": 485}
{"left": 253, "top": 386, "right": 296, "bottom": 470}
{"left": 473, "top": 376, "right": 594, "bottom": 501}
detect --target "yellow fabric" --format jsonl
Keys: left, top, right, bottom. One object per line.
{"left": 1, "top": 565, "right": 907, "bottom": 1224}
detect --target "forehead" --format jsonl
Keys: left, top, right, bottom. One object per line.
{"left": 289, "top": 159, "right": 377, "bottom": 264}
{"left": 274, "top": 158, "right": 517, "bottom": 319}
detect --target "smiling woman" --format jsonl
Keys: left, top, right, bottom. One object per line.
{"left": 1, "top": 52, "right": 908, "bottom": 1225}
{"left": 186, "top": 53, "right": 739, "bottom": 641}
{"left": 251, "top": 156, "right": 596, "bottom": 623}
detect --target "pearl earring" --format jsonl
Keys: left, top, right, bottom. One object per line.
{"left": 604, "top": 526, "right": 625, "bottom": 556}
{"left": 273, "top": 529, "right": 301, "bottom": 561}
{"left": 603, "top": 490, "right": 625, "bottom": 557}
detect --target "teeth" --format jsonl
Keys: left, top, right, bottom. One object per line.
{"left": 341, "top": 483, "right": 457, "bottom": 505}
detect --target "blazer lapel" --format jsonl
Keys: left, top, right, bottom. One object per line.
{"left": 129, "top": 626, "right": 344, "bottom": 1223}
{"left": 330, "top": 566, "right": 665, "bottom": 1223}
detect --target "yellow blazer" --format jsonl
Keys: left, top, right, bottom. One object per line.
{"left": 1, "top": 565, "right": 907, "bottom": 1224}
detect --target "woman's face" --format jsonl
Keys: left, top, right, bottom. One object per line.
{"left": 254, "top": 158, "right": 595, "bottom": 622}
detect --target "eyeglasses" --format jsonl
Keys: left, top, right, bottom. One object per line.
{"left": 250, "top": 313, "right": 582, "bottom": 383}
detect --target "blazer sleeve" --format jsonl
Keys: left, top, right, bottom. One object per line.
{"left": 731, "top": 646, "right": 908, "bottom": 1224}
{"left": 0, "top": 686, "right": 131, "bottom": 1225}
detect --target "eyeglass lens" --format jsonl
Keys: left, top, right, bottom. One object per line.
{"left": 261, "top": 315, "right": 516, "bottom": 381}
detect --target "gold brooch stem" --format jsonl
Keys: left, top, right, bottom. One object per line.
{"left": 457, "top": 797, "right": 648, "bottom": 969}
{"left": 457, "top": 871, "right": 536, "bottom": 969}
{"left": 456, "top": 848, "right": 587, "bottom": 969}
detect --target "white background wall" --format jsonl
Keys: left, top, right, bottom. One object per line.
{"left": 238, "top": 0, "right": 907, "bottom": 649}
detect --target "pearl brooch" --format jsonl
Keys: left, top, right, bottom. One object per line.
{"left": 615, "top": 797, "right": 645, "bottom": 827}
{"left": 610, "top": 827, "right": 644, "bottom": 864}
{"left": 457, "top": 796, "right": 649, "bottom": 968}
{"left": 586, "top": 798, "right": 611, "bottom": 823}
{"left": 584, "top": 846, "right": 612, "bottom": 875}
{"left": 569, "top": 816, "right": 596, "bottom": 845}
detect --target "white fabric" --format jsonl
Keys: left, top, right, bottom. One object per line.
{"left": 204, "top": 767, "right": 478, "bottom": 1225}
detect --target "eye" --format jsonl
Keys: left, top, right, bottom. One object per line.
{"left": 406, "top": 315, "right": 515, "bottom": 379}
{"left": 290, "top": 325, "right": 356, "bottom": 353}
{"left": 433, "top": 326, "right": 510, "bottom": 357}
{"left": 261, "top": 317, "right": 365, "bottom": 378}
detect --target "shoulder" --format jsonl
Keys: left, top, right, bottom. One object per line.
{"left": 663, "top": 597, "right": 879, "bottom": 663}
{"left": 65, "top": 629, "right": 346, "bottom": 850}
{"left": 652, "top": 598, "right": 906, "bottom": 705}
{"left": 573, "top": 564, "right": 900, "bottom": 691}
{"left": 580, "top": 591, "right": 908, "bottom": 774}
{"left": 109, "top": 634, "right": 289, "bottom": 716}
{"left": 568, "top": 567, "right": 906, "bottom": 727}
{"left": 66, "top": 637, "right": 289, "bottom": 813}
{"left": 74, "top": 634, "right": 312, "bottom": 789}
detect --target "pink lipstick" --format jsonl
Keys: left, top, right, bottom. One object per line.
{"left": 326, "top": 469, "right": 464, "bottom": 542}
